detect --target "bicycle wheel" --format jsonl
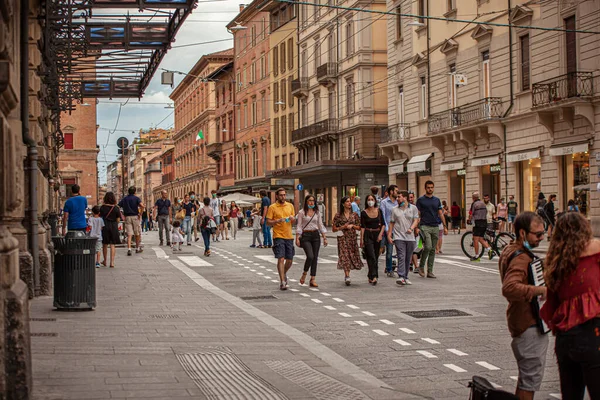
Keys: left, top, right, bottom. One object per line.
{"left": 461, "top": 231, "right": 484, "bottom": 259}
{"left": 494, "top": 232, "right": 514, "bottom": 255}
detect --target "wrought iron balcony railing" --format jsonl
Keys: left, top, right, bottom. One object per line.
{"left": 532, "top": 71, "right": 594, "bottom": 107}
{"left": 317, "top": 63, "right": 338, "bottom": 85}
{"left": 381, "top": 123, "right": 411, "bottom": 143}
{"left": 291, "top": 78, "right": 309, "bottom": 97}
{"left": 291, "top": 119, "right": 338, "bottom": 144}
{"left": 428, "top": 97, "right": 503, "bottom": 134}
{"left": 145, "top": 164, "right": 162, "bottom": 173}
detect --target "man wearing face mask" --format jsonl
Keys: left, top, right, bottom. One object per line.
{"left": 498, "top": 211, "right": 548, "bottom": 400}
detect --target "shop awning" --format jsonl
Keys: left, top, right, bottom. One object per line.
{"left": 440, "top": 160, "right": 465, "bottom": 171}
{"left": 388, "top": 158, "right": 407, "bottom": 175}
{"left": 549, "top": 142, "right": 589, "bottom": 157}
{"left": 506, "top": 148, "right": 540, "bottom": 163}
{"left": 471, "top": 154, "right": 500, "bottom": 167}
{"left": 407, "top": 154, "right": 432, "bottom": 173}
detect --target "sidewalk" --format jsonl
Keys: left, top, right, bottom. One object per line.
{"left": 30, "top": 238, "right": 416, "bottom": 400}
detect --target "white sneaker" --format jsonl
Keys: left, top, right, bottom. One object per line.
{"left": 404, "top": 278, "right": 412, "bottom": 285}
{"left": 396, "top": 277, "right": 406, "bottom": 285}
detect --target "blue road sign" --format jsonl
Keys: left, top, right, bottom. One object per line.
{"left": 297, "top": 184, "right": 304, "bottom": 191}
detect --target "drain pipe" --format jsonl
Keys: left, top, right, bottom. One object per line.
{"left": 503, "top": 0, "right": 514, "bottom": 199}
{"left": 21, "top": 0, "right": 40, "bottom": 294}
{"left": 426, "top": 0, "right": 431, "bottom": 119}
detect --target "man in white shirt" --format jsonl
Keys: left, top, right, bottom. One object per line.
{"left": 388, "top": 190, "right": 419, "bottom": 286}
{"left": 210, "top": 190, "right": 221, "bottom": 242}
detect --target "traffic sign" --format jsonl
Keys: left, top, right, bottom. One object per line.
{"left": 296, "top": 184, "right": 304, "bottom": 191}
{"left": 116, "top": 137, "right": 129, "bottom": 149}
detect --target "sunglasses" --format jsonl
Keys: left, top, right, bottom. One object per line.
{"left": 529, "top": 231, "right": 545, "bottom": 239}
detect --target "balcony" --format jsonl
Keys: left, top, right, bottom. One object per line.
{"left": 428, "top": 97, "right": 503, "bottom": 134}
{"left": 145, "top": 163, "right": 162, "bottom": 173}
{"left": 317, "top": 63, "right": 337, "bottom": 86}
{"left": 291, "top": 119, "right": 337, "bottom": 146}
{"left": 206, "top": 142, "right": 223, "bottom": 161}
{"left": 381, "top": 123, "right": 411, "bottom": 143}
{"left": 532, "top": 72, "right": 593, "bottom": 108}
{"left": 291, "top": 78, "right": 309, "bottom": 98}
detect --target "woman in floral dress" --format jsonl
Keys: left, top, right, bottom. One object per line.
{"left": 332, "top": 196, "right": 362, "bottom": 285}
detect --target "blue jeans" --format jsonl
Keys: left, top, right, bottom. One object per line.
{"left": 384, "top": 234, "right": 394, "bottom": 273}
{"left": 262, "top": 223, "right": 272, "bottom": 246}
{"left": 182, "top": 216, "right": 192, "bottom": 244}
{"left": 201, "top": 228, "right": 211, "bottom": 251}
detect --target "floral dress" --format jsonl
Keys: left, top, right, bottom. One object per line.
{"left": 333, "top": 212, "right": 362, "bottom": 271}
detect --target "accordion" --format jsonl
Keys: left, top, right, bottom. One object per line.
{"left": 527, "top": 257, "right": 551, "bottom": 334}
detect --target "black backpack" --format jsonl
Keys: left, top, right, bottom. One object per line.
{"left": 468, "top": 376, "right": 519, "bottom": 400}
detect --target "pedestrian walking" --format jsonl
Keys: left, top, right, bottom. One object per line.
{"left": 370, "top": 185, "right": 382, "bottom": 205}
{"left": 180, "top": 194, "right": 196, "bottom": 246}
{"left": 245, "top": 209, "right": 252, "bottom": 228}
{"left": 415, "top": 181, "right": 447, "bottom": 278}
{"left": 153, "top": 190, "right": 172, "bottom": 246}
{"left": 468, "top": 192, "right": 493, "bottom": 262}
{"left": 498, "top": 211, "right": 548, "bottom": 400}
{"left": 172, "top": 197, "right": 183, "bottom": 222}
{"left": 99, "top": 192, "right": 121, "bottom": 268}
{"left": 170, "top": 220, "right": 184, "bottom": 251}
{"left": 119, "top": 186, "right": 145, "bottom": 256}
{"left": 249, "top": 209, "right": 263, "bottom": 248}
{"left": 388, "top": 190, "right": 419, "bottom": 286}
{"left": 266, "top": 188, "right": 296, "bottom": 290}
{"left": 351, "top": 196, "right": 361, "bottom": 214}
{"left": 189, "top": 191, "right": 201, "bottom": 242}
{"left": 483, "top": 194, "right": 496, "bottom": 230}
{"left": 380, "top": 185, "right": 399, "bottom": 277}
{"left": 497, "top": 198, "right": 508, "bottom": 232}
{"left": 229, "top": 201, "right": 240, "bottom": 240}
{"left": 141, "top": 210, "right": 149, "bottom": 232}
{"left": 220, "top": 200, "right": 229, "bottom": 240}
{"left": 88, "top": 206, "right": 105, "bottom": 268}
{"left": 408, "top": 192, "right": 421, "bottom": 272}
{"left": 544, "top": 194, "right": 557, "bottom": 239}
{"left": 198, "top": 197, "right": 214, "bottom": 256}
{"left": 210, "top": 190, "right": 221, "bottom": 242}
{"left": 296, "top": 194, "right": 328, "bottom": 288}
{"left": 332, "top": 196, "right": 362, "bottom": 286}
{"left": 260, "top": 190, "right": 273, "bottom": 248}
{"left": 507, "top": 195, "right": 518, "bottom": 233}
{"left": 541, "top": 212, "right": 600, "bottom": 400}
{"left": 360, "top": 194, "right": 384, "bottom": 285}
{"left": 451, "top": 201, "right": 461, "bottom": 234}
{"left": 61, "top": 184, "right": 88, "bottom": 235}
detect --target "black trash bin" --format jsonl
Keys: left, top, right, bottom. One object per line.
{"left": 52, "top": 231, "right": 97, "bottom": 310}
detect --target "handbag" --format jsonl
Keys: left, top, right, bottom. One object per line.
{"left": 208, "top": 218, "right": 217, "bottom": 234}
{"left": 175, "top": 208, "right": 185, "bottom": 220}
{"left": 468, "top": 376, "right": 518, "bottom": 400}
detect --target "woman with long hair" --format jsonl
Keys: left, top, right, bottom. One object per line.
{"left": 197, "top": 197, "right": 214, "bottom": 256}
{"left": 295, "top": 194, "right": 328, "bottom": 287}
{"left": 229, "top": 201, "right": 239, "bottom": 239}
{"left": 332, "top": 196, "right": 362, "bottom": 285}
{"left": 360, "top": 194, "right": 384, "bottom": 285}
{"left": 99, "top": 191, "right": 121, "bottom": 268}
{"left": 541, "top": 212, "right": 600, "bottom": 399}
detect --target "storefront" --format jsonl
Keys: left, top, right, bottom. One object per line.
{"left": 388, "top": 159, "right": 408, "bottom": 190}
{"left": 551, "top": 142, "right": 590, "bottom": 216}
{"left": 472, "top": 154, "right": 501, "bottom": 204}
{"left": 441, "top": 160, "right": 466, "bottom": 224}
{"left": 507, "top": 148, "right": 541, "bottom": 213}
{"left": 407, "top": 153, "right": 432, "bottom": 197}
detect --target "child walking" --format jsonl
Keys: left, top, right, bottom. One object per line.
{"left": 171, "top": 220, "right": 184, "bottom": 251}
{"left": 88, "top": 206, "right": 105, "bottom": 268}
{"left": 249, "top": 209, "right": 263, "bottom": 248}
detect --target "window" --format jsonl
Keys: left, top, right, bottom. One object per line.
{"left": 482, "top": 50, "right": 490, "bottom": 99}
{"left": 520, "top": 34, "right": 530, "bottom": 90}
{"left": 447, "top": 0, "right": 454, "bottom": 12}
{"left": 273, "top": 47, "right": 279, "bottom": 76}
{"left": 252, "top": 149, "right": 258, "bottom": 176}
{"left": 314, "top": 92, "right": 321, "bottom": 121}
{"left": 280, "top": 42, "right": 286, "bottom": 73}
{"left": 282, "top": 154, "right": 287, "bottom": 168}
{"left": 418, "top": 0, "right": 426, "bottom": 23}
{"left": 251, "top": 25, "right": 256, "bottom": 47}
{"left": 396, "top": 6, "right": 402, "bottom": 40}
{"left": 288, "top": 113, "right": 294, "bottom": 143}
{"left": 222, "top": 86, "right": 225, "bottom": 105}
{"left": 216, "top": 119, "right": 221, "bottom": 141}
{"left": 251, "top": 97, "right": 257, "bottom": 125}
{"left": 260, "top": 55, "right": 266, "bottom": 79}
{"left": 301, "top": 99, "right": 308, "bottom": 127}
{"left": 328, "top": 89, "right": 335, "bottom": 119}
{"left": 290, "top": 152, "right": 295, "bottom": 166}
{"left": 281, "top": 115, "right": 287, "bottom": 146}
{"left": 236, "top": 155, "right": 241, "bottom": 179}
{"left": 215, "top": 90, "right": 219, "bottom": 105}
{"left": 275, "top": 156, "right": 280, "bottom": 170}
{"left": 347, "top": 136, "right": 355, "bottom": 158}
{"left": 449, "top": 64, "right": 457, "bottom": 109}
{"left": 63, "top": 132, "right": 74, "bottom": 149}
{"left": 236, "top": 107, "right": 241, "bottom": 131}
{"left": 315, "top": 40, "right": 321, "bottom": 67}
{"left": 346, "top": 79, "right": 355, "bottom": 115}
{"left": 280, "top": 79, "right": 286, "bottom": 109}
{"left": 236, "top": 72, "right": 241, "bottom": 92}
{"left": 420, "top": 76, "right": 427, "bottom": 119}
{"left": 244, "top": 152, "right": 249, "bottom": 178}
{"left": 243, "top": 103, "right": 248, "bottom": 128}
{"left": 288, "top": 38, "right": 293, "bottom": 69}
{"left": 228, "top": 114, "right": 233, "bottom": 140}
{"left": 274, "top": 117, "right": 280, "bottom": 147}
{"left": 228, "top": 83, "right": 232, "bottom": 101}
{"left": 398, "top": 85, "right": 405, "bottom": 124}
{"left": 273, "top": 82, "right": 279, "bottom": 112}
{"left": 251, "top": 61, "right": 256, "bottom": 84}
{"left": 229, "top": 153, "right": 233, "bottom": 174}
{"left": 346, "top": 20, "right": 354, "bottom": 57}
{"left": 262, "top": 17, "right": 266, "bottom": 39}
{"left": 261, "top": 91, "right": 267, "bottom": 120}
{"left": 328, "top": 141, "right": 335, "bottom": 160}
{"left": 328, "top": 33, "right": 335, "bottom": 63}
{"left": 315, "top": 144, "right": 320, "bottom": 161}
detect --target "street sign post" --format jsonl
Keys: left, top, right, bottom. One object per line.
{"left": 296, "top": 184, "right": 304, "bottom": 191}
{"left": 117, "top": 137, "right": 129, "bottom": 197}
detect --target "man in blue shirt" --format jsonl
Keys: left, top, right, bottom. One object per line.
{"left": 62, "top": 184, "right": 88, "bottom": 235}
{"left": 379, "top": 185, "right": 398, "bottom": 276}
{"left": 153, "top": 190, "right": 172, "bottom": 247}
{"left": 260, "top": 190, "right": 273, "bottom": 247}
{"left": 119, "top": 186, "right": 144, "bottom": 256}
{"left": 351, "top": 196, "right": 361, "bottom": 214}
{"left": 415, "top": 180, "right": 447, "bottom": 278}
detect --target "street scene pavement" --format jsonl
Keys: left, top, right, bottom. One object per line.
{"left": 31, "top": 229, "right": 562, "bottom": 400}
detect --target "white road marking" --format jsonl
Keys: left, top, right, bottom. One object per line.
{"left": 289, "top": 278, "right": 298, "bottom": 282}
{"left": 416, "top": 350, "right": 437, "bottom": 359}
{"left": 271, "top": 280, "right": 279, "bottom": 283}
{"left": 421, "top": 338, "right": 440, "bottom": 344}
{"left": 490, "top": 382, "right": 502, "bottom": 389}
{"left": 263, "top": 276, "right": 271, "bottom": 280}
{"left": 549, "top": 394, "right": 561, "bottom": 399}
{"left": 259, "top": 266, "right": 266, "bottom": 269}
{"left": 244, "top": 266, "right": 251, "bottom": 269}
{"left": 309, "top": 288, "right": 320, "bottom": 292}
{"left": 362, "top": 311, "right": 376, "bottom": 316}
{"left": 447, "top": 349, "right": 468, "bottom": 356}
{"left": 289, "top": 288, "right": 299, "bottom": 292}
{"left": 339, "top": 313, "right": 352, "bottom": 317}
{"left": 294, "top": 254, "right": 337, "bottom": 264}
{"left": 399, "top": 328, "right": 416, "bottom": 334}
{"left": 373, "top": 329, "right": 389, "bottom": 336}
{"left": 355, "top": 321, "right": 369, "bottom": 326}
{"left": 476, "top": 361, "right": 500, "bottom": 371}
{"left": 393, "top": 339, "right": 411, "bottom": 346}
{"left": 330, "top": 255, "right": 339, "bottom": 258}
{"left": 347, "top": 305, "right": 360, "bottom": 309}
{"left": 152, "top": 247, "right": 169, "bottom": 259}
{"left": 257, "top": 272, "right": 264, "bottom": 275}
{"left": 510, "top": 376, "right": 518, "bottom": 381}
{"left": 300, "top": 293, "right": 310, "bottom": 297}
{"left": 177, "top": 256, "right": 213, "bottom": 267}
{"left": 443, "top": 364, "right": 466, "bottom": 373}
{"left": 380, "top": 319, "right": 394, "bottom": 325}
{"left": 324, "top": 306, "right": 337, "bottom": 311}
{"left": 321, "top": 292, "right": 332, "bottom": 297}
{"left": 435, "top": 258, "right": 499, "bottom": 275}
{"left": 250, "top": 269, "right": 256, "bottom": 272}
{"left": 311, "top": 299, "right": 323, "bottom": 304}
{"left": 254, "top": 255, "right": 297, "bottom": 265}
{"left": 333, "top": 298, "right": 345, "bottom": 303}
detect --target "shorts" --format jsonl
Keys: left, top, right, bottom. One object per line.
{"left": 214, "top": 215, "right": 222, "bottom": 225}
{"left": 510, "top": 326, "right": 549, "bottom": 391}
{"left": 508, "top": 214, "right": 516, "bottom": 223}
{"left": 124, "top": 215, "right": 141, "bottom": 236}
{"left": 95, "top": 240, "right": 103, "bottom": 253}
{"left": 473, "top": 220, "right": 487, "bottom": 238}
{"left": 273, "top": 238, "right": 295, "bottom": 260}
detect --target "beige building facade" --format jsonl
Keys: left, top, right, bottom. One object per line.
{"left": 382, "top": 0, "right": 599, "bottom": 229}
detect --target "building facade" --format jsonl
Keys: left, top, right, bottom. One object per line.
{"left": 106, "top": 159, "right": 122, "bottom": 198}
{"left": 144, "top": 152, "right": 163, "bottom": 208}
{"left": 289, "top": 0, "right": 389, "bottom": 223}
{"left": 170, "top": 50, "right": 234, "bottom": 199}
{"left": 381, "top": 0, "right": 599, "bottom": 230}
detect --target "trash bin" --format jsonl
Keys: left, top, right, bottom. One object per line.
{"left": 52, "top": 231, "right": 97, "bottom": 310}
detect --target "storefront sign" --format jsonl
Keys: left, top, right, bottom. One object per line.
{"left": 440, "top": 161, "right": 464, "bottom": 171}
{"left": 389, "top": 164, "right": 405, "bottom": 175}
{"left": 457, "top": 169, "right": 466, "bottom": 176}
{"left": 273, "top": 179, "right": 294, "bottom": 186}
{"left": 549, "top": 143, "right": 588, "bottom": 157}
{"left": 506, "top": 149, "right": 540, "bottom": 163}
{"left": 271, "top": 168, "right": 292, "bottom": 176}
{"left": 365, "top": 173, "right": 374, "bottom": 179}
{"left": 490, "top": 164, "right": 502, "bottom": 173}
{"left": 471, "top": 155, "right": 500, "bottom": 167}
{"left": 407, "top": 154, "right": 432, "bottom": 173}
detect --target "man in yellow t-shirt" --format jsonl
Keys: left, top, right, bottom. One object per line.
{"left": 266, "top": 188, "right": 296, "bottom": 290}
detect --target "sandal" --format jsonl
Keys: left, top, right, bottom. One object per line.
{"left": 309, "top": 278, "right": 318, "bottom": 288}
{"left": 372, "top": 278, "right": 377, "bottom": 285}
{"left": 110, "top": 265, "right": 115, "bottom": 268}
{"left": 299, "top": 272, "right": 307, "bottom": 285}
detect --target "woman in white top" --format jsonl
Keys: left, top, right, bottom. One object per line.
{"left": 295, "top": 194, "right": 328, "bottom": 287}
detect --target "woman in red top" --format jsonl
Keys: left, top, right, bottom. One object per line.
{"left": 541, "top": 212, "right": 600, "bottom": 399}
{"left": 228, "top": 201, "right": 240, "bottom": 240}
{"left": 450, "top": 201, "right": 462, "bottom": 234}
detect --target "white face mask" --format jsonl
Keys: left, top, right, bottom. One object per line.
{"left": 367, "top": 201, "right": 375, "bottom": 207}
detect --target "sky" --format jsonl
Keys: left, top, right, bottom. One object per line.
{"left": 97, "top": 1, "right": 242, "bottom": 183}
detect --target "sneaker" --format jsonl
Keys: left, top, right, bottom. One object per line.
{"left": 471, "top": 257, "right": 481, "bottom": 262}
{"left": 136, "top": 248, "right": 143, "bottom": 253}
{"left": 404, "top": 278, "right": 412, "bottom": 285}
{"left": 187, "top": 243, "right": 191, "bottom": 246}
{"left": 345, "top": 276, "right": 351, "bottom": 286}
{"left": 488, "top": 249, "right": 494, "bottom": 260}
{"left": 127, "top": 249, "right": 132, "bottom": 256}
{"left": 195, "top": 238, "right": 200, "bottom": 242}
{"left": 427, "top": 272, "right": 437, "bottom": 279}
{"left": 396, "top": 277, "right": 406, "bottom": 286}
{"left": 159, "top": 241, "right": 164, "bottom": 246}
{"left": 166, "top": 242, "right": 171, "bottom": 246}
{"left": 249, "top": 244, "right": 256, "bottom": 248}
{"left": 285, "top": 275, "right": 289, "bottom": 288}
{"left": 216, "top": 238, "right": 220, "bottom": 242}
{"left": 417, "top": 268, "right": 425, "bottom": 277}
{"left": 279, "top": 282, "right": 288, "bottom": 291}
{"left": 95, "top": 263, "right": 101, "bottom": 268}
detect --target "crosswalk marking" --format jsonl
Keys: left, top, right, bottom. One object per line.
{"left": 324, "top": 306, "right": 336, "bottom": 311}
{"left": 447, "top": 349, "right": 468, "bottom": 356}
{"left": 311, "top": 299, "right": 323, "bottom": 304}
{"left": 347, "top": 305, "right": 360, "bottom": 309}
{"left": 399, "top": 328, "right": 416, "bottom": 334}
{"left": 421, "top": 338, "right": 440, "bottom": 344}
{"left": 152, "top": 247, "right": 169, "bottom": 259}
{"left": 435, "top": 258, "right": 499, "bottom": 275}
{"left": 333, "top": 298, "right": 344, "bottom": 303}
{"left": 254, "top": 255, "right": 297, "bottom": 265}
{"left": 300, "top": 293, "right": 310, "bottom": 297}
{"left": 355, "top": 321, "right": 369, "bottom": 326}
{"left": 177, "top": 256, "right": 213, "bottom": 267}
{"left": 320, "top": 292, "right": 331, "bottom": 297}
{"left": 362, "top": 311, "right": 376, "bottom": 316}
{"left": 549, "top": 394, "right": 561, "bottom": 399}
{"left": 373, "top": 329, "right": 389, "bottom": 336}
{"left": 416, "top": 350, "right": 437, "bottom": 359}
{"left": 476, "top": 361, "right": 500, "bottom": 371}
{"left": 338, "top": 313, "right": 352, "bottom": 317}
{"left": 443, "top": 364, "right": 466, "bottom": 373}
{"left": 380, "top": 319, "right": 394, "bottom": 325}
{"left": 393, "top": 339, "right": 411, "bottom": 346}
{"left": 294, "top": 254, "right": 337, "bottom": 264}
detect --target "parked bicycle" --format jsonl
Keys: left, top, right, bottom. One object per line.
{"left": 461, "top": 221, "right": 514, "bottom": 260}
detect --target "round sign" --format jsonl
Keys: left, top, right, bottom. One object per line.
{"left": 116, "top": 137, "right": 129, "bottom": 149}
{"left": 296, "top": 184, "right": 304, "bottom": 191}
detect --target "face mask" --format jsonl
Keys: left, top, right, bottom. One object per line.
{"left": 191, "top": 195, "right": 195, "bottom": 200}
{"left": 400, "top": 201, "right": 406, "bottom": 207}
{"left": 523, "top": 240, "right": 533, "bottom": 251}
{"left": 367, "top": 201, "right": 375, "bottom": 207}
{"left": 212, "top": 194, "right": 216, "bottom": 198}
{"left": 308, "top": 205, "right": 315, "bottom": 209}
{"left": 178, "top": 199, "right": 182, "bottom": 203}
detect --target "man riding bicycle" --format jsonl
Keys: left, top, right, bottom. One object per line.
{"left": 468, "top": 192, "right": 493, "bottom": 261}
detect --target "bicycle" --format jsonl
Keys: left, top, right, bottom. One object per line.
{"left": 461, "top": 221, "right": 514, "bottom": 260}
